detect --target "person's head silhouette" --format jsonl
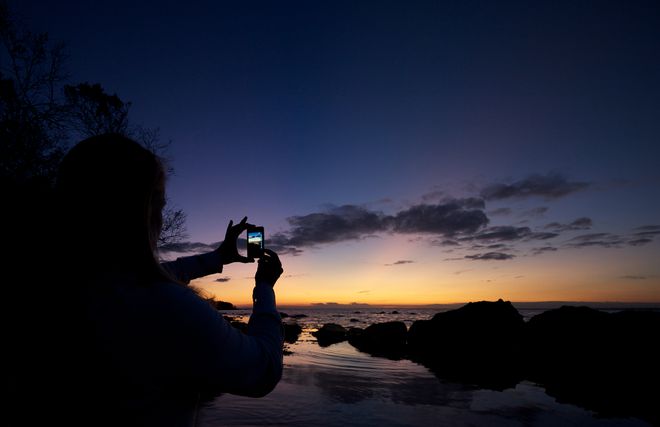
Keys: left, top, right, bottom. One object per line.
{"left": 55, "top": 133, "right": 167, "bottom": 278}
{"left": 12, "top": 133, "right": 284, "bottom": 427}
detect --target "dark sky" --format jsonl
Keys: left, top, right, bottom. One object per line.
{"left": 9, "top": 1, "right": 660, "bottom": 303}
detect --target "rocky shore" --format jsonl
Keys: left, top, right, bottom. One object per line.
{"left": 312, "top": 299, "right": 660, "bottom": 425}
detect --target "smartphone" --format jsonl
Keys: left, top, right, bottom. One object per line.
{"left": 247, "top": 226, "right": 265, "bottom": 259}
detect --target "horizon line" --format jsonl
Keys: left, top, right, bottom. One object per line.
{"left": 264, "top": 300, "right": 660, "bottom": 308}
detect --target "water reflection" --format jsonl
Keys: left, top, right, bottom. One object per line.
{"left": 198, "top": 333, "right": 649, "bottom": 426}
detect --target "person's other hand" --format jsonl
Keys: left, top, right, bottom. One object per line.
{"left": 217, "top": 217, "right": 254, "bottom": 265}
{"left": 255, "top": 249, "right": 283, "bottom": 287}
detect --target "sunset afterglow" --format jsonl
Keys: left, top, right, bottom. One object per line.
{"left": 14, "top": 0, "right": 660, "bottom": 306}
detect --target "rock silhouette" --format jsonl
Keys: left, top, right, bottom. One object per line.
{"left": 526, "top": 306, "right": 660, "bottom": 424}
{"left": 312, "top": 323, "right": 347, "bottom": 347}
{"left": 348, "top": 321, "right": 407, "bottom": 359}
{"left": 213, "top": 300, "right": 238, "bottom": 310}
{"left": 283, "top": 322, "right": 303, "bottom": 344}
{"left": 309, "top": 300, "right": 660, "bottom": 425}
{"left": 408, "top": 299, "right": 525, "bottom": 390}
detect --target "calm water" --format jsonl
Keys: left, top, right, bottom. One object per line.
{"left": 197, "top": 307, "right": 650, "bottom": 426}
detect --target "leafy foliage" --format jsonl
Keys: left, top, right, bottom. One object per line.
{"left": 1, "top": 1, "right": 186, "bottom": 244}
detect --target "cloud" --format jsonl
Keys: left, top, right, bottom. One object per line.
{"left": 391, "top": 200, "right": 488, "bottom": 235}
{"left": 465, "top": 252, "right": 515, "bottom": 261}
{"left": 619, "top": 275, "right": 648, "bottom": 280}
{"left": 488, "top": 207, "right": 512, "bottom": 216}
{"left": 544, "top": 217, "right": 593, "bottom": 232}
{"left": 421, "top": 189, "right": 445, "bottom": 202}
{"left": 567, "top": 233, "right": 612, "bottom": 241}
{"left": 453, "top": 197, "right": 486, "bottom": 209}
{"left": 527, "top": 232, "right": 560, "bottom": 240}
{"left": 158, "top": 241, "right": 219, "bottom": 254}
{"left": 214, "top": 277, "right": 231, "bottom": 282}
{"left": 531, "top": 246, "right": 558, "bottom": 255}
{"left": 633, "top": 225, "right": 660, "bottom": 232}
{"left": 265, "top": 234, "right": 305, "bottom": 256}
{"left": 520, "top": 206, "right": 549, "bottom": 218}
{"left": 272, "top": 199, "right": 490, "bottom": 251}
{"left": 563, "top": 233, "right": 625, "bottom": 248}
{"left": 481, "top": 173, "right": 590, "bottom": 200}
{"left": 385, "top": 260, "right": 414, "bottom": 266}
{"left": 628, "top": 238, "right": 653, "bottom": 246}
{"left": 468, "top": 243, "right": 514, "bottom": 253}
{"left": 460, "top": 225, "right": 558, "bottom": 245}
{"left": 282, "top": 205, "right": 387, "bottom": 247}
{"left": 632, "top": 230, "right": 660, "bottom": 237}
{"left": 563, "top": 230, "right": 656, "bottom": 249}
{"left": 471, "top": 226, "right": 531, "bottom": 241}
{"left": 431, "top": 239, "right": 464, "bottom": 247}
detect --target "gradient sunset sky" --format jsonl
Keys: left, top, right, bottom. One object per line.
{"left": 12, "top": 1, "right": 660, "bottom": 304}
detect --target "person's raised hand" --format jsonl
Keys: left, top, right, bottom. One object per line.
{"left": 255, "top": 249, "right": 283, "bottom": 287}
{"left": 217, "top": 216, "right": 254, "bottom": 265}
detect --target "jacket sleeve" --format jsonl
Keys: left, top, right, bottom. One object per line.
{"left": 161, "top": 251, "right": 223, "bottom": 284}
{"left": 171, "top": 282, "right": 284, "bottom": 397}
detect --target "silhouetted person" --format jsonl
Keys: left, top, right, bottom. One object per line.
{"left": 10, "top": 134, "right": 283, "bottom": 427}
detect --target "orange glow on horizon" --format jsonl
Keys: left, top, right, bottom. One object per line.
{"left": 189, "top": 235, "right": 660, "bottom": 306}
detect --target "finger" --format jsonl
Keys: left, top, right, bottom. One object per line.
{"left": 226, "top": 220, "right": 234, "bottom": 235}
{"left": 237, "top": 255, "right": 255, "bottom": 263}
{"left": 233, "top": 220, "right": 251, "bottom": 234}
{"left": 230, "top": 217, "right": 250, "bottom": 235}
{"left": 262, "top": 249, "right": 281, "bottom": 263}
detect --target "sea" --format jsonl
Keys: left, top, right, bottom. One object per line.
{"left": 197, "top": 305, "right": 655, "bottom": 426}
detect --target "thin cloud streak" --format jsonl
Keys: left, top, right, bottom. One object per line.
{"left": 465, "top": 252, "right": 515, "bottom": 261}
{"left": 385, "top": 260, "right": 415, "bottom": 266}
{"left": 481, "top": 173, "right": 590, "bottom": 201}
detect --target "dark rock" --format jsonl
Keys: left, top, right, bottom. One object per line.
{"left": 283, "top": 322, "right": 303, "bottom": 344}
{"left": 408, "top": 299, "right": 524, "bottom": 390}
{"left": 526, "top": 306, "right": 660, "bottom": 424}
{"left": 290, "top": 314, "right": 308, "bottom": 319}
{"left": 353, "top": 311, "right": 362, "bottom": 314}
{"left": 391, "top": 310, "right": 399, "bottom": 314}
{"left": 214, "top": 300, "right": 238, "bottom": 310}
{"left": 349, "top": 318, "right": 360, "bottom": 322}
{"left": 408, "top": 299, "right": 523, "bottom": 353}
{"left": 312, "top": 323, "right": 347, "bottom": 347}
{"left": 526, "top": 305, "right": 613, "bottom": 384}
{"left": 347, "top": 327, "right": 363, "bottom": 341}
{"left": 349, "top": 321, "right": 408, "bottom": 359}
{"left": 279, "top": 312, "right": 289, "bottom": 319}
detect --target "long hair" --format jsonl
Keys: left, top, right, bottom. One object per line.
{"left": 54, "top": 133, "right": 171, "bottom": 284}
